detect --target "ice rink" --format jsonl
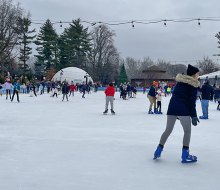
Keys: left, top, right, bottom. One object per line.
{"left": 0, "top": 91, "right": 219, "bottom": 190}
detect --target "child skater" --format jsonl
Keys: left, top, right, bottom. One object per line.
{"left": 156, "top": 91, "right": 162, "bottom": 114}
{"left": 153, "top": 64, "right": 200, "bottom": 163}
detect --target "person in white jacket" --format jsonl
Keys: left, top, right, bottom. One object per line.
{"left": 156, "top": 91, "right": 162, "bottom": 114}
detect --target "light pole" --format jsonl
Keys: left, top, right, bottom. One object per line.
{"left": 84, "top": 73, "right": 89, "bottom": 85}
{"left": 60, "top": 70, "right": 64, "bottom": 82}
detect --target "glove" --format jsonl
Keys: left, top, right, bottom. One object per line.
{"left": 192, "top": 117, "right": 200, "bottom": 126}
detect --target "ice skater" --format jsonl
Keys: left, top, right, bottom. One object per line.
{"left": 147, "top": 81, "right": 157, "bottom": 114}
{"left": 11, "top": 80, "right": 20, "bottom": 103}
{"left": 199, "top": 80, "right": 214, "bottom": 119}
{"left": 156, "top": 91, "right": 162, "bottom": 114}
{"left": 62, "top": 81, "right": 69, "bottom": 101}
{"left": 4, "top": 79, "right": 13, "bottom": 100}
{"left": 103, "top": 82, "right": 115, "bottom": 114}
{"left": 0, "top": 83, "right": 3, "bottom": 96}
{"left": 69, "top": 81, "right": 76, "bottom": 96}
{"left": 52, "top": 86, "right": 58, "bottom": 98}
{"left": 153, "top": 64, "right": 200, "bottom": 163}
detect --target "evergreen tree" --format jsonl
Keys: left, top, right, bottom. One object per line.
{"left": 59, "top": 19, "right": 91, "bottom": 69}
{"left": 118, "top": 64, "right": 128, "bottom": 84}
{"left": 35, "top": 19, "right": 58, "bottom": 71}
{"left": 18, "top": 16, "right": 36, "bottom": 75}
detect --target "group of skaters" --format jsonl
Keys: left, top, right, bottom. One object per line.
{"left": 152, "top": 64, "right": 220, "bottom": 163}
{"left": 147, "top": 81, "right": 166, "bottom": 114}
{"left": 0, "top": 77, "right": 95, "bottom": 102}
{"left": 119, "top": 82, "right": 137, "bottom": 100}
{"left": 1, "top": 79, "right": 21, "bottom": 102}
{"left": 146, "top": 76, "right": 220, "bottom": 118}
{"left": 1, "top": 65, "right": 220, "bottom": 164}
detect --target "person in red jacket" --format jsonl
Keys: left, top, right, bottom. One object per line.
{"left": 69, "top": 81, "right": 76, "bottom": 96}
{"left": 103, "top": 82, "right": 115, "bottom": 114}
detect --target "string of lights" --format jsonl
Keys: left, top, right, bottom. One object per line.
{"left": 31, "top": 17, "right": 220, "bottom": 28}
{"left": 155, "top": 58, "right": 220, "bottom": 64}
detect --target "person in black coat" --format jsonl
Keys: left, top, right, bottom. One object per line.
{"left": 199, "top": 80, "right": 214, "bottom": 119}
{"left": 81, "top": 82, "right": 86, "bottom": 98}
{"left": 214, "top": 85, "right": 220, "bottom": 110}
{"left": 62, "top": 81, "right": 70, "bottom": 101}
{"left": 153, "top": 64, "right": 200, "bottom": 163}
{"left": 147, "top": 82, "right": 157, "bottom": 114}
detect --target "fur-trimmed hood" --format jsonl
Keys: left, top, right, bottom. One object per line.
{"left": 176, "top": 74, "right": 200, "bottom": 88}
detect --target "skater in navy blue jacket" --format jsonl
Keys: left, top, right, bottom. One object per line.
{"left": 153, "top": 64, "right": 200, "bottom": 163}
{"left": 147, "top": 81, "right": 157, "bottom": 114}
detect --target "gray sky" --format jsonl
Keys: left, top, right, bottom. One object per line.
{"left": 17, "top": 0, "right": 220, "bottom": 64}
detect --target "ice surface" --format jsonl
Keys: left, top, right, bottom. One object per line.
{"left": 0, "top": 92, "right": 219, "bottom": 190}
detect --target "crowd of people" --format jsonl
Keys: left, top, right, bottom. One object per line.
{"left": 1, "top": 65, "right": 220, "bottom": 164}
{"left": 0, "top": 78, "right": 97, "bottom": 102}
{"left": 119, "top": 82, "right": 137, "bottom": 100}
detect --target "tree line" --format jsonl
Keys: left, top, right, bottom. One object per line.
{"left": 0, "top": 0, "right": 220, "bottom": 85}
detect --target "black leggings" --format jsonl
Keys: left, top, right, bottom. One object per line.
{"left": 11, "top": 90, "right": 19, "bottom": 102}
{"left": 6, "top": 89, "right": 11, "bottom": 99}
{"left": 157, "top": 101, "right": 161, "bottom": 112}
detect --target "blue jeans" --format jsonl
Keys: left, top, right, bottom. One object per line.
{"left": 201, "top": 100, "right": 209, "bottom": 118}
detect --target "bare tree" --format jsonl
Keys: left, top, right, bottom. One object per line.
{"left": 0, "top": 0, "right": 23, "bottom": 56}
{"left": 197, "top": 57, "right": 220, "bottom": 75}
{"left": 157, "top": 60, "right": 187, "bottom": 77}
{"left": 140, "top": 57, "right": 154, "bottom": 70}
{"left": 0, "top": 0, "right": 24, "bottom": 75}
{"left": 90, "top": 24, "right": 120, "bottom": 83}
{"left": 124, "top": 57, "right": 141, "bottom": 80}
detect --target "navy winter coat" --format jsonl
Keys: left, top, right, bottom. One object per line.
{"left": 167, "top": 74, "right": 200, "bottom": 118}
{"left": 62, "top": 84, "right": 70, "bottom": 94}
{"left": 148, "top": 86, "right": 156, "bottom": 97}
{"left": 200, "top": 83, "right": 214, "bottom": 100}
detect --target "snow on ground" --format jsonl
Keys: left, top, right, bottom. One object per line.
{"left": 0, "top": 91, "right": 220, "bottom": 190}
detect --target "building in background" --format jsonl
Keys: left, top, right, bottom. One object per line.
{"left": 130, "top": 65, "right": 174, "bottom": 87}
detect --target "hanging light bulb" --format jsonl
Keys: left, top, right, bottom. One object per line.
{"left": 164, "top": 20, "right": 167, "bottom": 26}
{"left": 132, "top": 21, "right": 135, "bottom": 28}
{"left": 60, "top": 21, "right": 62, "bottom": 28}
{"left": 198, "top": 18, "right": 201, "bottom": 26}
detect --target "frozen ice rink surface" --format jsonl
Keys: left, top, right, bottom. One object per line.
{"left": 0, "top": 91, "right": 219, "bottom": 190}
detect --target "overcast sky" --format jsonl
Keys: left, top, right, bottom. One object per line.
{"left": 17, "top": 0, "right": 220, "bottom": 64}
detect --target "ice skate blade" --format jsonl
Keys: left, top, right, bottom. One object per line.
{"left": 181, "top": 160, "right": 197, "bottom": 163}
{"left": 153, "top": 156, "right": 160, "bottom": 160}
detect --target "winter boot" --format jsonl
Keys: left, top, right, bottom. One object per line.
{"left": 110, "top": 109, "right": 115, "bottom": 115}
{"left": 181, "top": 148, "right": 197, "bottom": 163}
{"left": 148, "top": 109, "right": 154, "bottom": 114}
{"left": 153, "top": 145, "right": 163, "bottom": 160}
{"left": 103, "top": 109, "right": 108, "bottom": 114}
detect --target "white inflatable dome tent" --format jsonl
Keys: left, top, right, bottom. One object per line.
{"left": 52, "top": 67, "right": 93, "bottom": 84}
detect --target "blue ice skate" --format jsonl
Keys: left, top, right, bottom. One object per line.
{"left": 153, "top": 145, "right": 163, "bottom": 160}
{"left": 181, "top": 148, "right": 197, "bottom": 163}
{"left": 199, "top": 116, "right": 208, "bottom": 120}
{"left": 154, "top": 108, "right": 159, "bottom": 114}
